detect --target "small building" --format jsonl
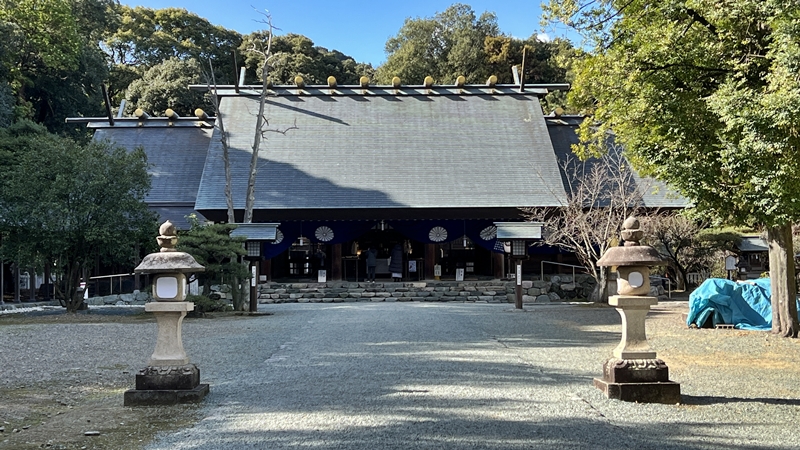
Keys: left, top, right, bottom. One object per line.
{"left": 736, "top": 235, "right": 770, "bottom": 278}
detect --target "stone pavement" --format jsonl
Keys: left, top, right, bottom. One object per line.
{"left": 140, "top": 301, "right": 800, "bottom": 449}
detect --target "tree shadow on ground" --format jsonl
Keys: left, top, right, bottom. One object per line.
{"left": 681, "top": 395, "right": 800, "bottom": 406}
{"left": 166, "top": 303, "right": 798, "bottom": 450}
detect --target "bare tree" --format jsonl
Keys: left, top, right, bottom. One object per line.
{"left": 200, "top": 10, "right": 298, "bottom": 311}
{"left": 204, "top": 9, "right": 297, "bottom": 224}
{"left": 241, "top": 9, "right": 297, "bottom": 224}
{"left": 523, "top": 149, "right": 643, "bottom": 303}
{"left": 641, "top": 212, "right": 741, "bottom": 290}
{"left": 205, "top": 60, "right": 235, "bottom": 224}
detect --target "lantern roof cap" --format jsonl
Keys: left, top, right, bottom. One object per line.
{"left": 596, "top": 217, "right": 664, "bottom": 267}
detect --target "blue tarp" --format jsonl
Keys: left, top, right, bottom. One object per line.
{"left": 686, "top": 278, "right": 800, "bottom": 330}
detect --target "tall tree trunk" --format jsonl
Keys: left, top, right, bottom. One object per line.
{"left": 230, "top": 275, "right": 245, "bottom": 311}
{"left": 244, "top": 67, "right": 270, "bottom": 224}
{"left": 589, "top": 266, "right": 609, "bottom": 303}
{"left": 221, "top": 122, "right": 235, "bottom": 224}
{"left": 673, "top": 263, "right": 687, "bottom": 291}
{"left": 207, "top": 59, "right": 236, "bottom": 224}
{"left": 766, "top": 224, "right": 798, "bottom": 338}
{"left": 64, "top": 262, "right": 86, "bottom": 313}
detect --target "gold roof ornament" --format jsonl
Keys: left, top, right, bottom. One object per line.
{"left": 194, "top": 108, "right": 209, "bottom": 120}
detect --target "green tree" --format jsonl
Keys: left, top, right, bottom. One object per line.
{"left": 0, "top": 0, "right": 112, "bottom": 137}
{"left": 177, "top": 215, "right": 249, "bottom": 310}
{"left": 0, "top": 121, "right": 155, "bottom": 312}
{"left": 376, "top": 3, "right": 500, "bottom": 84}
{"left": 103, "top": 6, "right": 242, "bottom": 81}
{"left": 484, "top": 36, "right": 570, "bottom": 85}
{"left": 102, "top": 5, "right": 238, "bottom": 66}
{"left": 544, "top": 0, "right": 800, "bottom": 336}
{"left": 240, "top": 33, "right": 373, "bottom": 85}
{"left": 125, "top": 57, "right": 211, "bottom": 117}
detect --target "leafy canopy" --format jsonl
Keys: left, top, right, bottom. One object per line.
{"left": 544, "top": 0, "right": 800, "bottom": 228}
{"left": 0, "top": 121, "right": 155, "bottom": 311}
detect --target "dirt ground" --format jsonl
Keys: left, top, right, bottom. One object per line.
{"left": 0, "top": 311, "right": 207, "bottom": 450}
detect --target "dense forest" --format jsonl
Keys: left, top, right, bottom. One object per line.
{"left": 0, "top": 1, "right": 576, "bottom": 140}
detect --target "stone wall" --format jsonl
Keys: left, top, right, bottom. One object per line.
{"left": 84, "top": 290, "right": 151, "bottom": 306}
{"left": 257, "top": 274, "right": 599, "bottom": 304}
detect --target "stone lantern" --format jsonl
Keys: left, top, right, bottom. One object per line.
{"left": 124, "top": 221, "right": 208, "bottom": 406}
{"left": 594, "top": 217, "right": 680, "bottom": 403}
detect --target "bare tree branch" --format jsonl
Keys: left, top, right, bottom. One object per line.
{"left": 204, "top": 59, "right": 236, "bottom": 223}
{"left": 523, "top": 148, "right": 644, "bottom": 302}
{"left": 242, "top": 9, "right": 296, "bottom": 224}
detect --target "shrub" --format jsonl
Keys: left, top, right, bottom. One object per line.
{"left": 186, "top": 294, "right": 231, "bottom": 313}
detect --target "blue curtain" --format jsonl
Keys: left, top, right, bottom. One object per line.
{"left": 261, "top": 221, "right": 377, "bottom": 259}
{"left": 262, "top": 219, "right": 516, "bottom": 259}
{"left": 389, "top": 220, "right": 505, "bottom": 253}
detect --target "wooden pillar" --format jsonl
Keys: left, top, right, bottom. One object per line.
{"left": 425, "top": 243, "right": 436, "bottom": 280}
{"left": 493, "top": 252, "right": 504, "bottom": 279}
{"left": 261, "top": 259, "right": 271, "bottom": 282}
{"left": 249, "top": 260, "right": 258, "bottom": 313}
{"left": 13, "top": 263, "right": 20, "bottom": 303}
{"left": 331, "top": 243, "right": 343, "bottom": 281}
{"left": 29, "top": 268, "right": 35, "bottom": 301}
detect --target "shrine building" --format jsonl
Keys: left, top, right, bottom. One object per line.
{"left": 74, "top": 78, "right": 682, "bottom": 283}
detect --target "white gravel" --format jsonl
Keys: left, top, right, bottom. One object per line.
{"left": 3, "top": 302, "right": 799, "bottom": 449}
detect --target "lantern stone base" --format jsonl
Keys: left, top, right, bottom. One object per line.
{"left": 124, "top": 364, "right": 209, "bottom": 406}
{"left": 594, "top": 358, "right": 681, "bottom": 404}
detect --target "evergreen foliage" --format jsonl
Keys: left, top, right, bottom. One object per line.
{"left": 544, "top": 0, "right": 800, "bottom": 336}
{"left": 0, "top": 121, "right": 155, "bottom": 312}
{"left": 178, "top": 215, "right": 249, "bottom": 310}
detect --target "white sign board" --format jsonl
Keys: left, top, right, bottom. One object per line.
{"left": 455, "top": 268, "right": 465, "bottom": 281}
{"left": 516, "top": 264, "right": 522, "bottom": 286}
{"left": 725, "top": 256, "right": 737, "bottom": 271}
{"left": 18, "top": 272, "right": 30, "bottom": 290}
{"left": 251, "top": 266, "right": 257, "bottom": 287}
{"left": 317, "top": 270, "right": 327, "bottom": 283}
{"left": 408, "top": 260, "right": 417, "bottom": 272}
{"left": 434, "top": 265, "right": 442, "bottom": 277}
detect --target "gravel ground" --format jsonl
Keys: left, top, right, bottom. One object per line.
{"left": 3, "top": 301, "right": 800, "bottom": 449}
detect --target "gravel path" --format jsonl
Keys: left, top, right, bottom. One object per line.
{"left": 3, "top": 302, "right": 800, "bottom": 449}
{"left": 149, "top": 302, "right": 799, "bottom": 449}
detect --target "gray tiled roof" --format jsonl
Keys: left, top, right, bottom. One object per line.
{"left": 195, "top": 90, "right": 567, "bottom": 215}
{"left": 93, "top": 127, "right": 212, "bottom": 228}
{"left": 230, "top": 223, "right": 280, "bottom": 240}
{"left": 546, "top": 117, "right": 688, "bottom": 208}
{"left": 149, "top": 205, "right": 202, "bottom": 230}
{"left": 739, "top": 236, "right": 768, "bottom": 252}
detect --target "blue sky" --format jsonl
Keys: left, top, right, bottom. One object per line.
{"left": 119, "top": 1, "right": 578, "bottom": 67}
